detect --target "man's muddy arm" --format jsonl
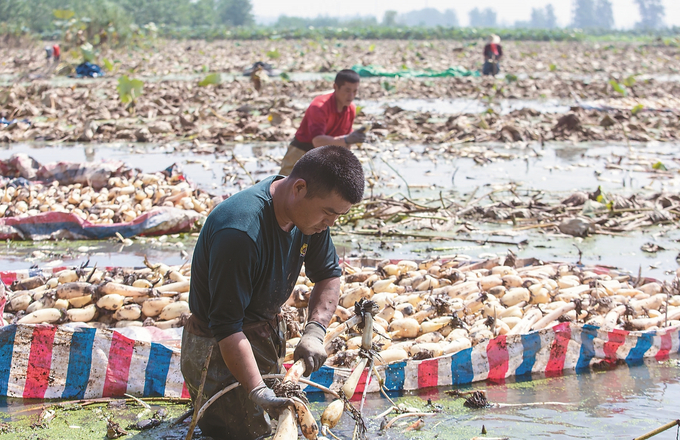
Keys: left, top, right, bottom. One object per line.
{"left": 218, "top": 332, "right": 263, "bottom": 393}
{"left": 306, "top": 276, "right": 341, "bottom": 327}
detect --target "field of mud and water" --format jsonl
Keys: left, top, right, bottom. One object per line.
{"left": 0, "top": 38, "right": 679, "bottom": 440}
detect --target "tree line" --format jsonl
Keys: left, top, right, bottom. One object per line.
{"left": 0, "top": 0, "right": 254, "bottom": 34}
{"left": 0, "top": 0, "right": 670, "bottom": 38}
{"left": 277, "top": 0, "right": 666, "bottom": 30}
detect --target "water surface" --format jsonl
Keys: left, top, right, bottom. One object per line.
{"left": 0, "top": 141, "right": 678, "bottom": 278}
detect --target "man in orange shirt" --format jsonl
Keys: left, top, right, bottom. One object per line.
{"left": 279, "top": 69, "right": 366, "bottom": 175}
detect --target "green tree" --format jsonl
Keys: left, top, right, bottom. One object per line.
{"left": 528, "top": 5, "right": 558, "bottom": 28}
{"left": 274, "top": 14, "right": 378, "bottom": 28}
{"left": 545, "top": 4, "right": 557, "bottom": 28}
{"left": 0, "top": 0, "right": 257, "bottom": 36}
{"left": 130, "top": 0, "right": 193, "bottom": 27}
{"left": 399, "top": 8, "right": 458, "bottom": 27}
{"left": 77, "top": 0, "right": 133, "bottom": 40}
{"left": 0, "top": 0, "right": 32, "bottom": 25}
{"left": 635, "top": 0, "right": 665, "bottom": 29}
{"left": 572, "top": 0, "right": 597, "bottom": 28}
{"left": 275, "top": 15, "right": 334, "bottom": 28}
{"left": 9, "top": 0, "right": 62, "bottom": 33}
{"left": 469, "top": 7, "right": 496, "bottom": 27}
{"left": 572, "top": 0, "right": 613, "bottom": 28}
{"left": 383, "top": 10, "right": 397, "bottom": 27}
{"left": 191, "top": 0, "right": 217, "bottom": 27}
{"left": 217, "top": 0, "right": 253, "bottom": 26}
{"left": 345, "top": 15, "right": 377, "bottom": 27}
{"left": 530, "top": 8, "right": 547, "bottom": 28}
{"left": 595, "top": 0, "right": 614, "bottom": 29}
{"left": 442, "top": 9, "right": 458, "bottom": 27}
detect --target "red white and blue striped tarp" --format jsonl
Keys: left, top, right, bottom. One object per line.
{"left": 0, "top": 267, "right": 70, "bottom": 286}
{"left": 303, "top": 322, "right": 680, "bottom": 395}
{"left": 0, "top": 324, "right": 188, "bottom": 400}
{"left": 0, "top": 322, "right": 677, "bottom": 399}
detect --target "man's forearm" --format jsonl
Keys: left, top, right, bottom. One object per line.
{"left": 306, "top": 277, "right": 341, "bottom": 327}
{"left": 217, "top": 332, "right": 263, "bottom": 393}
{"left": 312, "top": 135, "right": 349, "bottom": 149}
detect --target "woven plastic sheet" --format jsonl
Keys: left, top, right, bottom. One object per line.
{"left": 300, "top": 322, "right": 680, "bottom": 395}
{"left": 0, "top": 207, "right": 201, "bottom": 240}
{"left": 0, "top": 261, "right": 676, "bottom": 399}
{"left": 0, "top": 324, "right": 186, "bottom": 399}
{"left": 352, "top": 64, "right": 480, "bottom": 78}
{"left": 0, "top": 322, "right": 676, "bottom": 399}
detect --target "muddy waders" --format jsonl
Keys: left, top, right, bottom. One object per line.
{"left": 181, "top": 315, "right": 286, "bottom": 440}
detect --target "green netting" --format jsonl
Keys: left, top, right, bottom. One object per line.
{"left": 352, "top": 64, "right": 480, "bottom": 78}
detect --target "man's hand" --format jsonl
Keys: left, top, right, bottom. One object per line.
{"left": 248, "top": 383, "right": 293, "bottom": 418}
{"left": 344, "top": 126, "right": 367, "bottom": 145}
{"left": 293, "top": 322, "right": 327, "bottom": 376}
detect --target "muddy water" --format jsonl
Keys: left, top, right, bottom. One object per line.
{"left": 3, "top": 140, "right": 677, "bottom": 200}
{"left": 356, "top": 98, "right": 571, "bottom": 115}
{"left": 320, "top": 358, "right": 680, "bottom": 440}
{"left": 0, "top": 141, "right": 678, "bottom": 278}
{"left": 0, "top": 358, "right": 677, "bottom": 439}
{"left": 0, "top": 221, "right": 676, "bottom": 282}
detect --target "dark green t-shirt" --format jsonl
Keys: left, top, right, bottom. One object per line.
{"left": 189, "top": 175, "right": 342, "bottom": 342}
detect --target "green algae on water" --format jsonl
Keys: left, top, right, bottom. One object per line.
{"left": 0, "top": 402, "right": 191, "bottom": 440}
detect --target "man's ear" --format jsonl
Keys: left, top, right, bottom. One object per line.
{"left": 293, "top": 178, "right": 308, "bottom": 198}
{"left": 333, "top": 82, "right": 339, "bottom": 93}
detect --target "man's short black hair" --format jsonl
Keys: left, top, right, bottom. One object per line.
{"left": 335, "top": 69, "right": 360, "bottom": 87}
{"left": 289, "top": 145, "right": 364, "bottom": 204}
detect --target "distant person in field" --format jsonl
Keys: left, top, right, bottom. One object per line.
{"left": 483, "top": 34, "right": 503, "bottom": 76}
{"left": 52, "top": 44, "right": 60, "bottom": 62}
{"left": 279, "top": 69, "right": 366, "bottom": 175}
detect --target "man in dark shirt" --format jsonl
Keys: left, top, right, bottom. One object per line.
{"left": 279, "top": 69, "right": 367, "bottom": 175}
{"left": 182, "top": 145, "right": 365, "bottom": 439}
{"left": 483, "top": 34, "right": 503, "bottom": 76}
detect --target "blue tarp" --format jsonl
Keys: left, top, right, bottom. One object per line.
{"left": 75, "top": 62, "right": 104, "bottom": 78}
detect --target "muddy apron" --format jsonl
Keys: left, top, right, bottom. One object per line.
{"left": 181, "top": 315, "right": 286, "bottom": 440}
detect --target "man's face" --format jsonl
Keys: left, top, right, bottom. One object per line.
{"left": 289, "top": 181, "right": 352, "bottom": 236}
{"left": 333, "top": 81, "right": 359, "bottom": 108}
